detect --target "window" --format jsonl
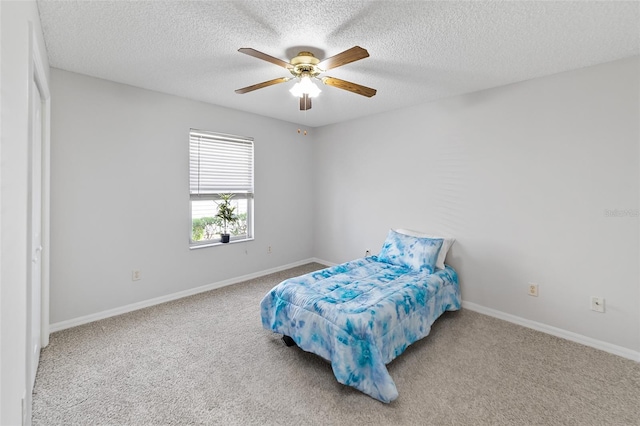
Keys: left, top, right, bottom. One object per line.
{"left": 189, "top": 129, "right": 254, "bottom": 247}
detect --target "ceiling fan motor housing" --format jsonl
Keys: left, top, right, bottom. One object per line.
{"left": 290, "top": 51, "right": 321, "bottom": 77}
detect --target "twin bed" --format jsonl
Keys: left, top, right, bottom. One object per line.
{"left": 260, "top": 229, "right": 460, "bottom": 403}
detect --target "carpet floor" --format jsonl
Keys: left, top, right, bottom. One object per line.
{"left": 32, "top": 263, "right": 640, "bottom": 425}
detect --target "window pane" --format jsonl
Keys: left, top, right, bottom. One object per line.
{"left": 191, "top": 196, "right": 249, "bottom": 243}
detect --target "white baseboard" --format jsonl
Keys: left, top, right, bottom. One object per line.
{"left": 50, "top": 258, "right": 320, "bottom": 333}
{"left": 462, "top": 301, "right": 640, "bottom": 362}
{"left": 311, "top": 257, "right": 336, "bottom": 267}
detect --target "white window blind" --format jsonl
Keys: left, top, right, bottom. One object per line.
{"left": 189, "top": 130, "right": 254, "bottom": 195}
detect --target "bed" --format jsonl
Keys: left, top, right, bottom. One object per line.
{"left": 260, "top": 229, "right": 460, "bottom": 403}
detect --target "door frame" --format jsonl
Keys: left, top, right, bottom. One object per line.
{"left": 30, "top": 23, "right": 50, "bottom": 351}
{"left": 24, "top": 21, "right": 50, "bottom": 424}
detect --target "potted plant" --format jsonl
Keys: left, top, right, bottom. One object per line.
{"left": 215, "top": 193, "right": 238, "bottom": 243}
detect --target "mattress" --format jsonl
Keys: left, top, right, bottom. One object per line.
{"left": 260, "top": 256, "right": 461, "bottom": 402}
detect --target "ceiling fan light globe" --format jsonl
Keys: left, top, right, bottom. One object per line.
{"left": 290, "top": 76, "right": 321, "bottom": 98}
{"left": 289, "top": 83, "right": 303, "bottom": 98}
{"left": 306, "top": 84, "right": 321, "bottom": 98}
{"left": 300, "top": 76, "right": 321, "bottom": 97}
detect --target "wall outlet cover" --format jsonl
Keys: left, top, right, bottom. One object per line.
{"left": 591, "top": 296, "right": 605, "bottom": 313}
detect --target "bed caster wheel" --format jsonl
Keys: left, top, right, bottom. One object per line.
{"left": 282, "top": 335, "right": 297, "bottom": 347}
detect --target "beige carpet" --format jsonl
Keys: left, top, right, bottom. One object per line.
{"left": 33, "top": 263, "right": 640, "bottom": 425}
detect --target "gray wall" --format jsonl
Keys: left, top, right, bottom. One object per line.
{"left": 50, "top": 69, "right": 314, "bottom": 323}
{"left": 313, "top": 57, "right": 640, "bottom": 352}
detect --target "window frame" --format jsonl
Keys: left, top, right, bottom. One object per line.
{"left": 188, "top": 129, "right": 254, "bottom": 249}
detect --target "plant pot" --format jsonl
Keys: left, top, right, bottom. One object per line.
{"left": 221, "top": 234, "right": 230, "bottom": 243}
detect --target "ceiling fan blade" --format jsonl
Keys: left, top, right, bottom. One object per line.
{"left": 238, "top": 48, "right": 293, "bottom": 70}
{"left": 317, "top": 46, "right": 369, "bottom": 71}
{"left": 321, "top": 77, "right": 377, "bottom": 98}
{"left": 300, "top": 94, "right": 312, "bottom": 110}
{"left": 235, "top": 77, "right": 292, "bottom": 94}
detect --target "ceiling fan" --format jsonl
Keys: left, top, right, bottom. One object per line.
{"left": 235, "top": 46, "right": 377, "bottom": 111}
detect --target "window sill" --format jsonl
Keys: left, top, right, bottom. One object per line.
{"left": 189, "top": 237, "right": 254, "bottom": 250}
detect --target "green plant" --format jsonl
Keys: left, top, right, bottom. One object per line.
{"left": 192, "top": 216, "right": 222, "bottom": 241}
{"left": 215, "top": 193, "right": 238, "bottom": 235}
{"left": 192, "top": 218, "right": 206, "bottom": 241}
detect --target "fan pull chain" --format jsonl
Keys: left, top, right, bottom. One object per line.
{"left": 297, "top": 105, "right": 308, "bottom": 136}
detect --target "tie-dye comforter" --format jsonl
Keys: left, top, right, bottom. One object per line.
{"left": 260, "top": 256, "right": 461, "bottom": 403}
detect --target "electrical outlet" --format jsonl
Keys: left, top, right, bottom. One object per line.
{"left": 267, "top": 246, "right": 272, "bottom": 254}
{"left": 591, "top": 296, "right": 605, "bottom": 313}
{"left": 132, "top": 270, "right": 141, "bottom": 281}
{"left": 528, "top": 283, "right": 538, "bottom": 297}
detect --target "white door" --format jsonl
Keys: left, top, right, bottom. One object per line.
{"left": 28, "top": 78, "right": 43, "bottom": 389}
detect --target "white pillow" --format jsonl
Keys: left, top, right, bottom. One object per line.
{"left": 394, "top": 228, "right": 455, "bottom": 270}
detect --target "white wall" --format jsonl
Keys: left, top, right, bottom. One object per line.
{"left": 0, "top": 1, "right": 51, "bottom": 423}
{"left": 50, "top": 69, "right": 314, "bottom": 324}
{"left": 313, "top": 57, "right": 640, "bottom": 354}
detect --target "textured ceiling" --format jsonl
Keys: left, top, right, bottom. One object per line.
{"left": 37, "top": 1, "right": 639, "bottom": 128}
